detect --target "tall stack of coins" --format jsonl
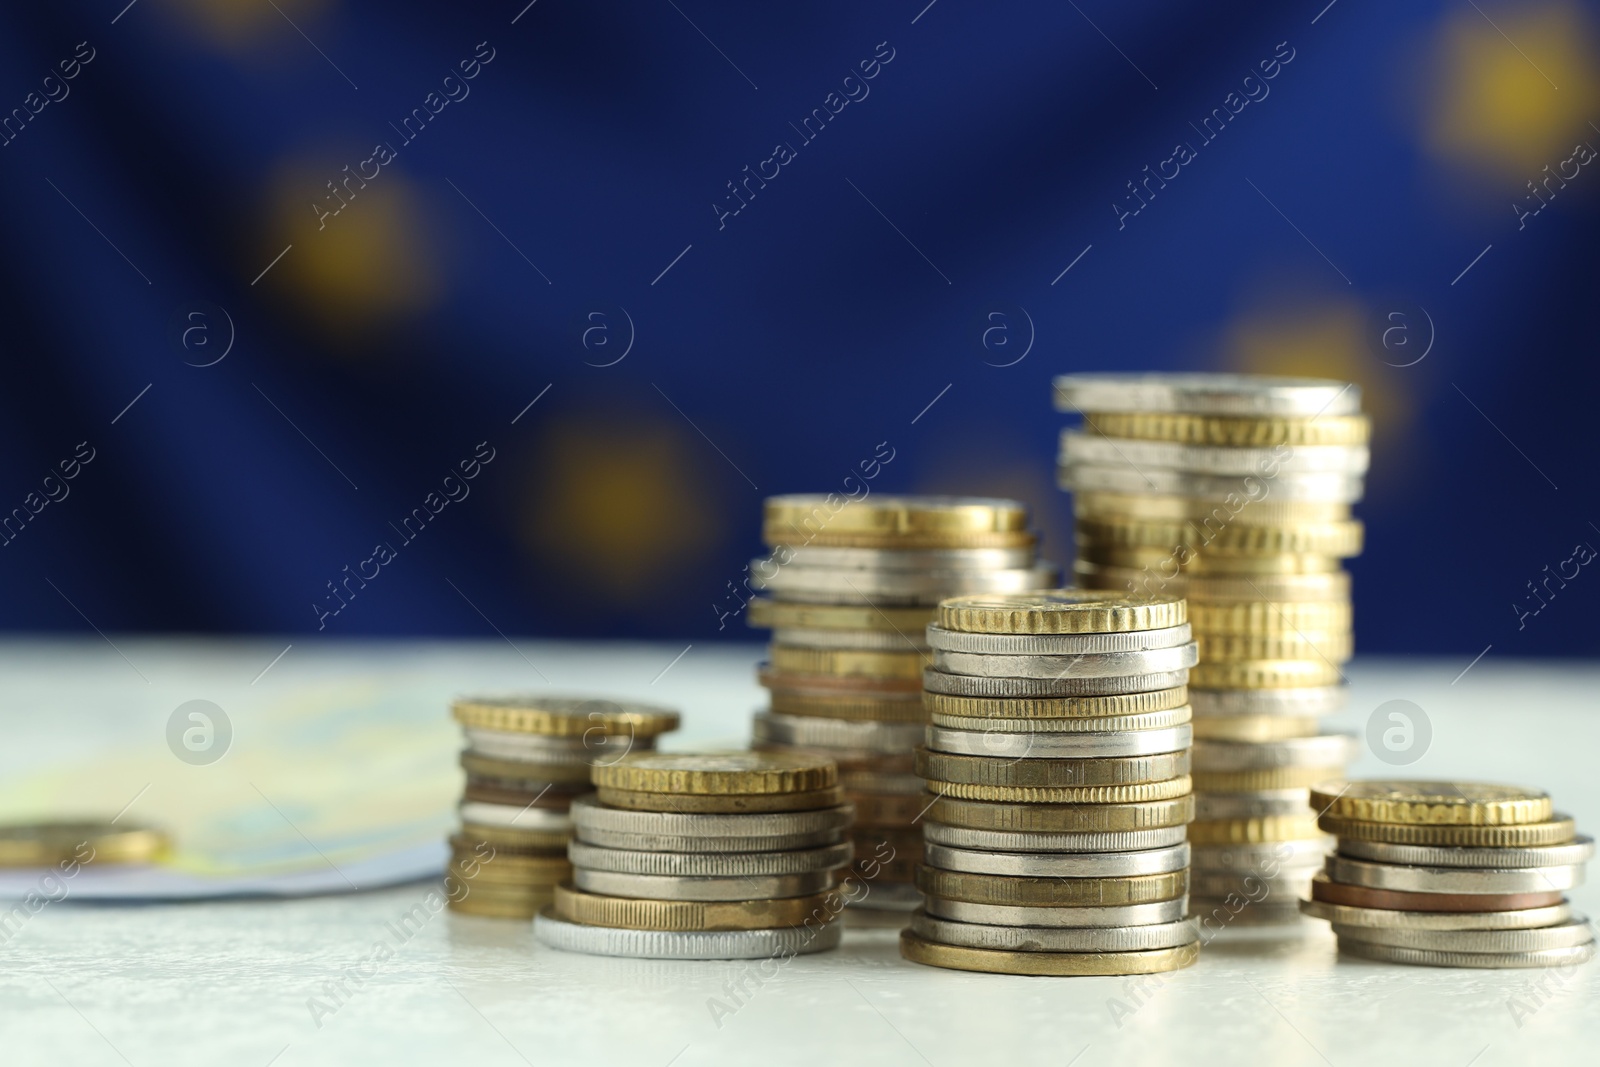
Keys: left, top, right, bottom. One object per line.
{"left": 1054, "top": 373, "right": 1366, "bottom": 923}
{"left": 749, "top": 494, "right": 1056, "bottom": 913}
{"left": 535, "top": 752, "right": 854, "bottom": 959}
{"left": 1302, "top": 780, "right": 1596, "bottom": 968}
{"left": 448, "top": 696, "right": 679, "bottom": 919}
{"left": 901, "top": 591, "right": 1201, "bottom": 976}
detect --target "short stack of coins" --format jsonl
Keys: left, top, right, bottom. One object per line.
{"left": 1301, "top": 779, "right": 1595, "bottom": 968}
{"left": 748, "top": 494, "right": 1057, "bottom": 913}
{"left": 535, "top": 752, "right": 855, "bottom": 959}
{"left": 448, "top": 695, "right": 679, "bottom": 919}
{"left": 1053, "top": 373, "right": 1366, "bottom": 923}
{"left": 901, "top": 590, "right": 1201, "bottom": 976}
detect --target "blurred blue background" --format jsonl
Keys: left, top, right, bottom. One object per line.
{"left": 0, "top": 0, "right": 1596, "bottom": 656}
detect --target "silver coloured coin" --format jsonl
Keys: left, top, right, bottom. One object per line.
{"left": 575, "top": 827, "right": 845, "bottom": 853}
{"left": 1325, "top": 855, "right": 1586, "bottom": 894}
{"left": 910, "top": 910, "right": 1200, "bottom": 952}
{"left": 924, "top": 896, "right": 1189, "bottom": 927}
{"left": 1189, "top": 897, "right": 1307, "bottom": 926}
{"left": 1190, "top": 686, "right": 1347, "bottom": 717}
{"left": 1298, "top": 898, "right": 1574, "bottom": 930}
{"left": 922, "top": 822, "right": 1190, "bottom": 854}
{"left": 533, "top": 909, "right": 843, "bottom": 960}
{"left": 770, "top": 627, "right": 928, "bottom": 652}
{"left": 464, "top": 727, "right": 655, "bottom": 764}
{"left": 1332, "top": 918, "right": 1594, "bottom": 954}
{"left": 1058, "top": 464, "right": 1365, "bottom": 503}
{"left": 777, "top": 546, "right": 1037, "bottom": 571}
{"left": 930, "top": 708, "right": 1193, "bottom": 733}
{"left": 572, "top": 868, "right": 838, "bottom": 901}
{"left": 1052, "top": 373, "right": 1363, "bottom": 417}
{"left": 1336, "top": 836, "right": 1595, "bottom": 870}
{"left": 925, "top": 624, "right": 1193, "bottom": 656}
{"left": 924, "top": 668, "right": 1189, "bottom": 698}
{"left": 925, "top": 724, "right": 1191, "bottom": 759}
{"left": 754, "top": 713, "right": 925, "bottom": 753}
{"left": 931, "top": 643, "right": 1199, "bottom": 680}
{"left": 1336, "top": 937, "right": 1595, "bottom": 970}
{"left": 568, "top": 795, "right": 853, "bottom": 840}
{"left": 1060, "top": 431, "right": 1371, "bottom": 475}
{"left": 924, "top": 842, "right": 1190, "bottom": 878}
{"left": 458, "top": 801, "right": 573, "bottom": 832}
{"left": 1191, "top": 733, "right": 1359, "bottom": 771}
{"left": 568, "top": 840, "right": 853, "bottom": 877}
{"left": 750, "top": 562, "right": 1060, "bottom": 605}
{"left": 1189, "top": 838, "right": 1330, "bottom": 871}
{"left": 1194, "top": 789, "right": 1311, "bottom": 820}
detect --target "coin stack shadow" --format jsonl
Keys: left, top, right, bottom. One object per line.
{"left": 1054, "top": 373, "right": 1366, "bottom": 925}
{"left": 448, "top": 696, "right": 680, "bottom": 919}
{"left": 1301, "top": 779, "right": 1596, "bottom": 968}
{"left": 534, "top": 752, "right": 855, "bottom": 959}
{"left": 748, "top": 494, "right": 1056, "bottom": 915}
{"left": 901, "top": 591, "right": 1201, "bottom": 975}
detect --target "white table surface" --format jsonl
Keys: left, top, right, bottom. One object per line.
{"left": 1, "top": 639, "right": 1597, "bottom": 1067}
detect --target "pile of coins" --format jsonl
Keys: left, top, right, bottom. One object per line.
{"left": 901, "top": 590, "right": 1201, "bottom": 975}
{"left": 447, "top": 695, "right": 679, "bottom": 919}
{"left": 749, "top": 494, "right": 1056, "bottom": 913}
{"left": 535, "top": 752, "right": 855, "bottom": 958}
{"left": 1302, "top": 780, "right": 1595, "bottom": 968}
{"left": 1054, "top": 373, "right": 1366, "bottom": 923}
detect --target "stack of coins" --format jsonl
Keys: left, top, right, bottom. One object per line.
{"left": 535, "top": 752, "right": 855, "bottom": 958}
{"left": 448, "top": 695, "right": 679, "bottom": 919}
{"left": 1053, "top": 373, "right": 1366, "bottom": 923}
{"left": 1301, "top": 780, "right": 1596, "bottom": 968}
{"left": 901, "top": 591, "right": 1201, "bottom": 976}
{"left": 749, "top": 494, "right": 1057, "bottom": 913}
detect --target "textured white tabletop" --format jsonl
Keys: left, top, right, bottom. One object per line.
{"left": 1, "top": 640, "right": 1596, "bottom": 1067}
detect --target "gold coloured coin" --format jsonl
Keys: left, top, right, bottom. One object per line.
{"left": 767, "top": 690, "right": 928, "bottom": 723}
{"left": 758, "top": 666, "right": 922, "bottom": 695}
{"left": 923, "top": 687, "right": 1189, "bottom": 720}
{"left": 1187, "top": 815, "right": 1323, "bottom": 844}
{"left": 593, "top": 751, "right": 837, "bottom": 796}
{"left": 768, "top": 646, "right": 927, "bottom": 680}
{"left": 1188, "top": 599, "right": 1352, "bottom": 635}
{"left": 914, "top": 749, "right": 1189, "bottom": 788}
{"left": 1195, "top": 632, "right": 1352, "bottom": 664}
{"left": 1074, "top": 492, "right": 1351, "bottom": 526}
{"left": 1076, "top": 517, "right": 1364, "bottom": 556}
{"left": 764, "top": 494, "right": 1030, "bottom": 538}
{"left": 916, "top": 866, "right": 1188, "bottom": 906}
{"left": 553, "top": 883, "right": 833, "bottom": 931}
{"left": 748, "top": 598, "right": 936, "bottom": 633}
{"left": 850, "top": 792, "right": 932, "bottom": 826}
{"left": 1310, "top": 780, "right": 1553, "bottom": 826}
{"left": 1190, "top": 715, "right": 1321, "bottom": 742}
{"left": 459, "top": 822, "right": 571, "bottom": 852}
{"left": 0, "top": 821, "right": 168, "bottom": 867}
{"left": 451, "top": 695, "right": 680, "bottom": 738}
{"left": 938, "top": 590, "right": 1186, "bottom": 635}
{"left": 1316, "top": 814, "right": 1576, "bottom": 847}
{"left": 1189, "top": 659, "right": 1344, "bottom": 689}
{"left": 459, "top": 752, "right": 594, "bottom": 786}
{"left": 1079, "top": 545, "right": 1342, "bottom": 576}
{"left": 930, "top": 796, "right": 1194, "bottom": 833}
{"left": 764, "top": 527, "right": 1038, "bottom": 550}
{"left": 595, "top": 786, "right": 846, "bottom": 814}
{"left": 928, "top": 776, "right": 1192, "bottom": 804}
{"left": 900, "top": 930, "right": 1199, "bottom": 975}
{"left": 1194, "top": 767, "right": 1345, "bottom": 792}
{"left": 1083, "top": 411, "right": 1370, "bottom": 447}
{"left": 448, "top": 888, "right": 554, "bottom": 918}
